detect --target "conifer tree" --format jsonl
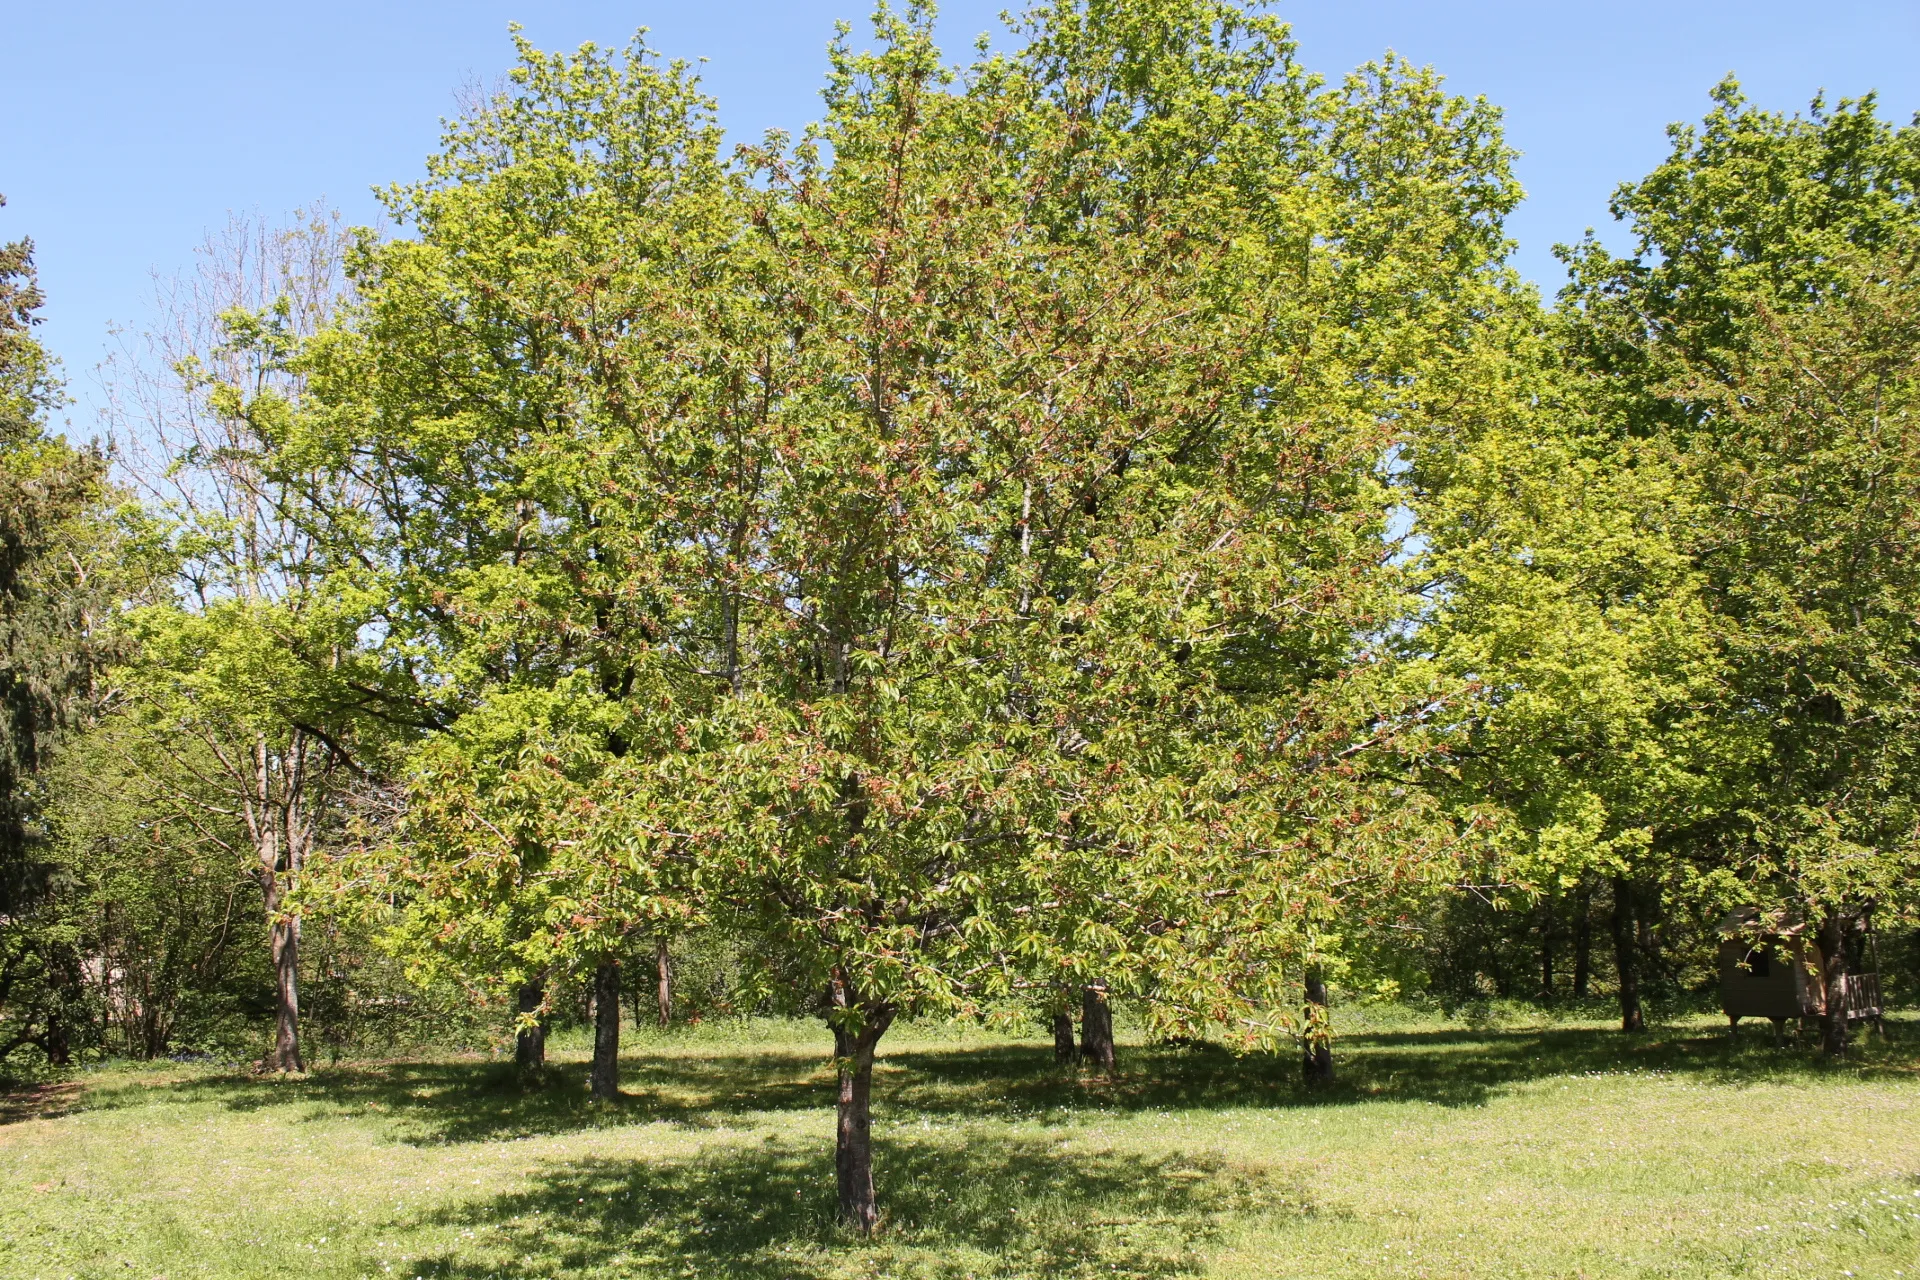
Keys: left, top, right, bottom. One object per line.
{"left": 0, "top": 196, "right": 135, "bottom": 1064}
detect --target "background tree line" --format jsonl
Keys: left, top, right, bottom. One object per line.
{"left": 2, "top": 0, "right": 1916, "bottom": 1232}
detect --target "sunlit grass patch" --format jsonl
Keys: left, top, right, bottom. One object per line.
{"left": 1, "top": 1013, "right": 1915, "bottom": 1278}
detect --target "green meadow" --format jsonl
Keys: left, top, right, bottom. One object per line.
{"left": 4, "top": 1013, "right": 1917, "bottom": 1279}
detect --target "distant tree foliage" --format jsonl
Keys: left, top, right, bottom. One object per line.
{"left": 1560, "top": 83, "right": 1920, "bottom": 1055}
{"left": 4, "top": 0, "right": 1918, "bottom": 1213}
{"left": 0, "top": 195, "right": 141, "bottom": 1064}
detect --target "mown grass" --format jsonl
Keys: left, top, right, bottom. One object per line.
{"left": 3, "top": 1011, "right": 1918, "bottom": 1279}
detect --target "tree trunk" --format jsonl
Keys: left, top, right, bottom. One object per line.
{"left": 249, "top": 752, "right": 311, "bottom": 1075}
{"left": 1080, "top": 983, "right": 1115, "bottom": 1072}
{"left": 259, "top": 854, "right": 304, "bottom": 1072}
{"left": 42, "top": 946, "right": 77, "bottom": 1066}
{"left": 1572, "top": 882, "right": 1593, "bottom": 998}
{"left": 591, "top": 960, "right": 621, "bottom": 1100}
{"left": 1539, "top": 901, "right": 1556, "bottom": 1001}
{"left": 269, "top": 912, "right": 303, "bottom": 1071}
{"left": 833, "top": 1004, "right": 895, "bottom": 1234}
{"left": 1052, "top": 1010, "right": 1077, "bottom": 1063}
{"left": 1817, "top": 911, "right": 1852, "bottom": 1059}
{"left": 1611, "top": 876, "right": 1643, "bottom": 1032}
{"left": 1637, "top": 882, "right": 1661, "bottom": 1002}
{"left": 655, "top": 936, "right": 672, "bottom": 1029}
{"left": 43, "top": 1013, "right": 71, "bottom": 1067}
{"left": 514, "top": 979, "right": 547, "bottom": 1072}
{"left": 1302, "top": 967, "right": 1334, "bottom": 1085}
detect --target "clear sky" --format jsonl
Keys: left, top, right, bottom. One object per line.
{"left": 5, "top": 0, "right": 1917, "bottom": 424}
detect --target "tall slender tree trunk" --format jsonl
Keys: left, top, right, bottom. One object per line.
{"left": 269, "top": 910, "right": 303, "bottom": 1071}
{"left": 832, "top": 1003, "right": 894, "bottom": 1234}
{"left": 591, "top": 960, "right": 621, "bottom": 1100}
{"left": 249, "top": 752, "right": 310, "bottom": 1074}
{"left": 42, "top": 1007, "right": 71, "bottom": 1067}
{"left": 1538, "top": 901, "right": 1556, "bottom": 1001}
{"left": 1302, "top": 966, "right": 1334, "bottom": 1085}
{"left": 1080, "top": 983, "right": 1115, "bottom": 1072}
{"left": 258, "top": 837, "right": 303, "bottom": 1072}
{"left": 1487, "top": 947, "right": 1512, "bottom": 998}
{"left": 1637, "top": 882, "right": 1661, "bottom": 1001}
{"left": 655, "top": 936, "right": 672, "bottom": 1029}
{"left": 1052, "top": 1010, "right": 1077, "bottom": 1063}
{"left": 42, "top": 945, "right": 78, "bottom": 1066}
{"left": 1572, "top": 882, "right": 1593, "bottom": 998}
{"left": 514, "top": 978, "right": 548, "bottom": 1073}
{"left": 1817, "top": 912, "right": 1852, "bottom": 1059}
{"left": 1611, "top": 876, "right": 1643, "bottom": 1032}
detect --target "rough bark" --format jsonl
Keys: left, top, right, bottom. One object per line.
{"left": 259, "top": 826, "right": 303, "bottom": 1072}
{"left": 1302, "top": 967, "right": 1333, "bottom": 1085}
{"left": 248, "top": 741, "right": 312, "bottom": 1074}
{"left": 514, "top": 979, "right": 548, "bottom": 1072}
{"left": 832, "top": 1003, "right": 895, "bottom": 1234}
{"left": 1571, "top": 882, "right": 1593, "bottom": 998}
{"left": 1052, "top": 1010, "right": 1077, "bottom": 1063}
{"left": 1611, "top": 876, "right": 1644, "bottom": 1032}
{"left": 1080, "top": 983, "right": 1115, "bottom": 1072}
{"left": 269, "top": 911, "right": 303, "bottom": 1071}
{"left": 655, "top": 936, "right": 673, "bottom": 1029}
{"left": 1817, "top": 911, "right": 1852, "bottom": 1059}
{"left": 591, "top": 960, "right": 621, "bottom": 1100}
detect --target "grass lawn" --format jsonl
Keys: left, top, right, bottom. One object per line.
{"left": 3, "top": 1012, "right": 1918, "bottom": 1279}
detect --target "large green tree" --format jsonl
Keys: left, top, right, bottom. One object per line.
{"left": 104, "top": 212, "right": 401, "bottom": 1071}
{"left": 1556, "top": 84, "right": 1920, "bottom": 1054}
{"left": 298, "top": 0, "right": 1520, "bottom": 1228}
{"left": 1412, "top": 301, "right": 1739, "bottom": 1031}
{"left": 0, "top": 196, "right": 146, "bottom": 1065}
{"left": 290, "top": 29, "right": 741, "bottom": 1085}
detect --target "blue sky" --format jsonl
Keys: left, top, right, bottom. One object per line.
{"left": 5, "top": 0, "right": 1917, "bottom": 424}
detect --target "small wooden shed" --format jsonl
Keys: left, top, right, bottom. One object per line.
{"left": 1718, "top": 908, "right": 1884, "bottom": 1038}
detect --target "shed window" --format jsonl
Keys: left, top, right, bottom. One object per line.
{"left": 1742, "top": 948, "right": 1771, "bottom": 977}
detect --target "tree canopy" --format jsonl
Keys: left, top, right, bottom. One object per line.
{"left": 6, "top": 0, "right": 1920, "bottom": 1243}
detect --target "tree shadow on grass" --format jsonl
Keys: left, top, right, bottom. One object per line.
{"left": 129, "top": 1049, "right": 832, "bottom": 1144}
{"left": 0, "top": 1079, "right": 80, "bottom": 1124}
{"left": 109, "top": 1017, "right": 1918, "bottom": 1146}
{"left": 390, "top": 1131, "right": 1311, "bottom": 1279}
{"left": 881, "top": 1018, "right": 1920, "bottom": 1122}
